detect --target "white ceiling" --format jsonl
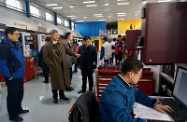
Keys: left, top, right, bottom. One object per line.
{"left": 30, "top": 0, "right": 177, "bottom": 22}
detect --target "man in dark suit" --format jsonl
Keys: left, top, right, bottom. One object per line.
{"left": 38, "top": 37, "right": 51, "bottom": 83}
{"left": 78, "top": 36, "right": 97, "bottom": 93}
{"left": 64, "top": 32, "right": 74, "bottom": 91}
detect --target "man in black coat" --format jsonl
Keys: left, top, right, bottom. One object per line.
{"left": 78, "top": 36, "right": 97, "bottom": 93}
{"left": 38, "top": 37, "right": 50, "bottom": 83}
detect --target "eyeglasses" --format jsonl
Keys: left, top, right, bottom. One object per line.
{"left": 133, "top": 72, "right": 142, "bottom": 77}
{"left": 13, "top": 34, "right": 20, "bottom": 37}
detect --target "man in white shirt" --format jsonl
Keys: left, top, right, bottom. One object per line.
{"left": 100, "top": 37, "right": 113, "bottom": 64}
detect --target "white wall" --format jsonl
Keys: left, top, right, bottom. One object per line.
{"left": 0, "top": 6, "right": 81, "bottom": 36}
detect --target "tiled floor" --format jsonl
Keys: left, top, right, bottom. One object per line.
{"left": 0, "top": 69, "right": 95, "bottom": 122}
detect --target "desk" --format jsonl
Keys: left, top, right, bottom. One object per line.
{"left": 134, "top": 97, "right": 174, "bottom": 122}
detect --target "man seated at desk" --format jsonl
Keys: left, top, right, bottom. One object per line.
{"left": 99, "top": 57, "right": 173, "bottom": 122}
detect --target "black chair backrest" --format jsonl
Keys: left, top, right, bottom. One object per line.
{"left": 68, "top": 91, "right": 99, "bottom": 122}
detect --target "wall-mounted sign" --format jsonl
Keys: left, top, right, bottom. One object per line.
{"left": 14, "top": 22, "right": 27, "bottom": 27}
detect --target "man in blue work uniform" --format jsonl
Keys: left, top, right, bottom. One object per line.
{"left": 100, "top": 57, "right": 173, "bottom": 122}
{"left": 0, "top": 27, "right": 29, "bottom": 122}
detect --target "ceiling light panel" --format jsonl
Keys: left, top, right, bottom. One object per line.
{"left": 142, "top": 1, "right": 147, "bottom": 4}
{"left": 86, "top": 4, "right": 97, "bottom": 7}
{"left": 52, "top": 7, "right": 63, "bottom": 9}
{"left": 104, "top": 3, "right": 109, "bottom": 6}
{"left": 46, "top": 3, "right": 58, "bottom": 6}
{"left": 117, "top": 13, "right": 126, "bottom": 14}
{"left": 83, "top": 1, "right": 95, "bottom": 4}
{"left": 158, "top": 0, "right": 171, "bottom": 2}
{"left": 94, "top": 14, "right": 102, "bottom": 16}
{"left": 67, "top": 15, "right": 75, "bottom": 18}
{"left": 118, "top": 15, "right": 126, "bottom": 16}
{"left": 117, "top": 2, "right": 129, "bottom": 5}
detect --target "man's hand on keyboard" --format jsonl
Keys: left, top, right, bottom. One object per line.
{"left": 154, "top": 104, "right": 174, "bottom": 113}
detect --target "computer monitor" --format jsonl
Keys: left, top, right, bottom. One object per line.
{"left": 173, "top": 66, "right": 187, "bottom": 109}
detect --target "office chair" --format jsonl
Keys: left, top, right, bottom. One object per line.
{"left": 68, "top": 91, "right": 99, "bottom": 122}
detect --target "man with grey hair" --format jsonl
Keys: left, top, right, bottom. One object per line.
{"left": 44, "top": 30, "right": 80, "bottom": 103}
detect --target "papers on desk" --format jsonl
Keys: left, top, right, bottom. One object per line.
{"left": 134, "top": 103, "right": 172, "bottom": 121}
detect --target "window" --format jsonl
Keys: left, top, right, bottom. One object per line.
{"left": 45, "top": 12, "right": 53, "bottom": 21}
{"left": 57, "top": 17, "right": 62, "bottom": 24}
{"left": 64, "top": 20, "right": 69, "bottom": 27}
{"left": 30, "top": 5, "right": 40, "bottom": 17}
{"left": 71, "top": 22, "right": 74, "bottom": 30}
{"left": 6, "top": 0, "right": 22, "bottom": 11}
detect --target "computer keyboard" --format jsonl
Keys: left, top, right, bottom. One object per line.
{"left": 159, "top": 98, "right": 187, "bottom": 121}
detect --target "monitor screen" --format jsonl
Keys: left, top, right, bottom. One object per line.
{"left": 173, "top": 66, "right": 187, "bottom": 109}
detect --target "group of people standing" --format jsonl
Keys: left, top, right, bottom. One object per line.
{"left": 0, "top": 27, "right": 97, "bottom": 122}
{"left": 100, "top": 34, "right": 127, "bottom": 65}
{"left": 39, "top": 30, "right": 97, "bottom": 103}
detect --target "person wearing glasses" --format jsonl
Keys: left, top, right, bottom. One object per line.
{"left": 99, "top": 57, "right": 173, "bottom": 122}
{"left": 0, "top": 27, "right": 29, "bottom": 122}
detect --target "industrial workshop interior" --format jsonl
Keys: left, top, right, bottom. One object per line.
{"left": 0, "top": 0, "right": 187, "bottom": 122}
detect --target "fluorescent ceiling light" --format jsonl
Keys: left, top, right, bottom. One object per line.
{"left": 94, "top": 14, "right": 102, "bottom": 16}
{"left": 117, "top": 2, "right": 129, "bottom": 5}
{"left": 108, "top": 16, "right": 111, "bottom": 17}
{"left": 76, "top": 20, "right": 84, "bottom": 22}
{"left": 142, "top": 1, "right": 147, "bottom": 4}
{"left": 104, "top": 3, "right": 109, "bottom": 6}
{"left": 118, "top": 18, "right": 125, "bottom": 20}
{"left": 46, "top": 3, "right": 58, "bottom": 6}
{"left": 83, "top": 1, "right": 95, "bottom": 4}
{"left": 52, "top": 7, "right": 63, "bottom": 9}
{"left": 117, "top": 0, "right": 125, "bottom": 1}
{"left": 95, "top": 16, "right": 103, "bottom": 18}
{"left": 134, "top": 14, "right": 138, "bottom": 16}
{"left": 84, "top": 17, "right": 87, "bottom": 18}
{"left": 98, "top": 19, "right": 105, "bottom": 21}
{"left": 117, "top": 13, "right": 126, "bottom": 15}
{"left": 118, "top": 15, "right": 126, "bottom": 16}
{"left": 70, "top": 5, "right": 74, "bottom": 8}
{"left": 158, "top": 0, "right": 171, "bottom": 2}
{"left": 71, "top": 17, "right": 77, "bottom": 19}
{"left": 67, "top": 15, "right": 75, "bottom": 18}
{"left": 86, "top": 4, "right": 97, "bottom": 7}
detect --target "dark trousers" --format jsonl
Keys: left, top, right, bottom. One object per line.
{"left": 69, "top": 67, "right": 72, "bottom": 81}
{"left": 74, "top": 63, "right": 77, "bottom": 72}
{"left": 42, "top": 68, "right": 49, "bottom": 82}
{"left": 115, "top": 54, "right": 122, "bottom": 64}
{"left": 5, "top": 78, "right": 24, "bottom": 119}
{"left": 52, "top": 90, "right": 65, "bottom": 99}
{"left": 81, "top": 68, "right": 93, "bottom": 91}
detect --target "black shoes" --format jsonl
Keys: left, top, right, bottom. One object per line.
{"left": 78, "top": 90, "right": 86, "bottom": 94}
{"left": 53, "top": 98, "right": 58, "bottom": 104}
{"left": 43, "top": 81, "right": 49, "bottom": 83}
{"left": 10, "top": 116, "right": 23, "bottom": 122}
{"left": 60, "top": 95, "right": 69, "bottom": 100}
{"left": 19, "top": 109, "right": 29, "bottom": 114}
{"left": 66, "top": 87, "right": 74, "bottom": 91}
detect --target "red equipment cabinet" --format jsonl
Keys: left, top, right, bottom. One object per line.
{"left": 25, "top": 57, "right": 36, "bottom": 80}
{"left": 137, "top": 71, "right": 154, "bottom": 96}
{"left": 95, "top": 69, "right": 120, "bottom": 102}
